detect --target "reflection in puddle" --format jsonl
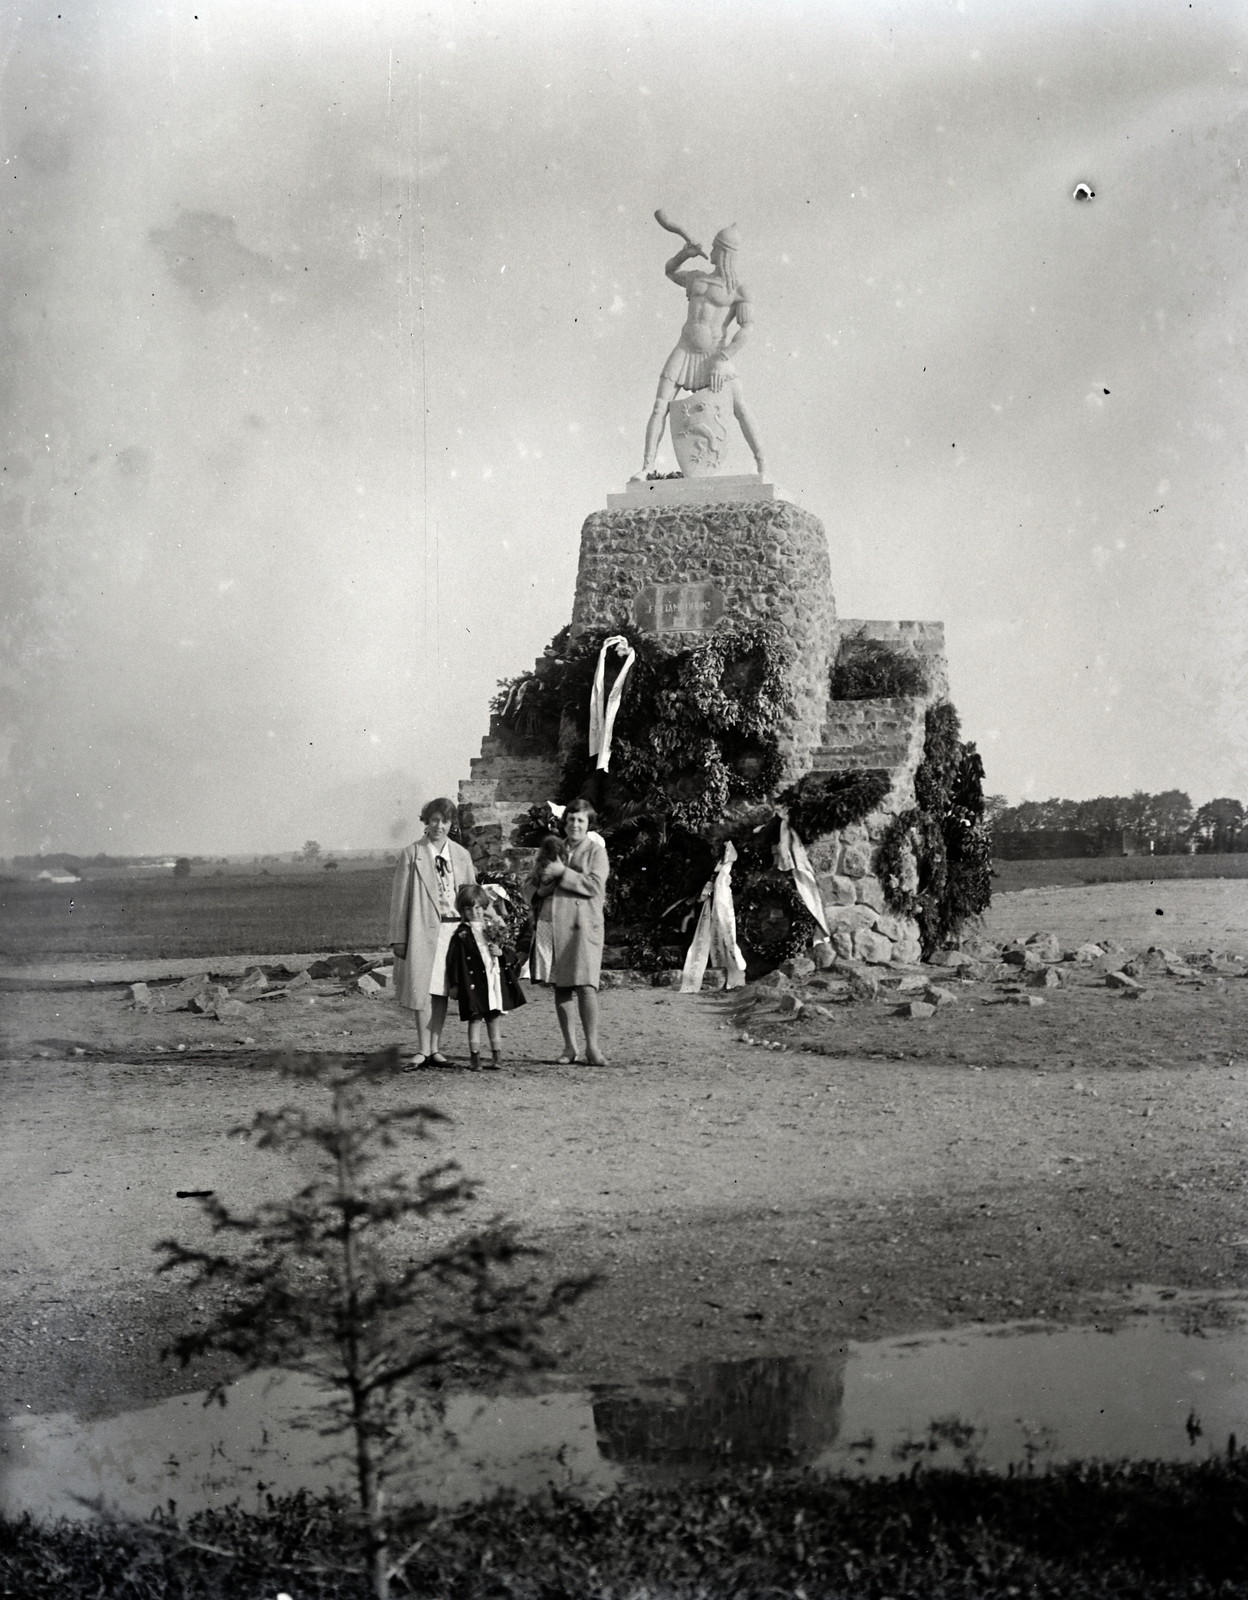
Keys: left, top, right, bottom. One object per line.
{"left": 595, "top": 1355, "right": 845, "bottom": 1474}
{"left": 3, "top": 1290, "right": 1245, "bottom": 1523}
{"left": 0, "top": 1373, "right": 620, "bottom": 1525}
{"left": 601, "top": 1292, "right": 1248, "bottom": 1482}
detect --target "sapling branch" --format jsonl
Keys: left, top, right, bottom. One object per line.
{"left": 153, "top": 1045, "right": 596, "bottom": 1600}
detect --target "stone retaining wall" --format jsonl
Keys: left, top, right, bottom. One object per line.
{"left": 812, "top": 696, "right": 927, "bottom": 773}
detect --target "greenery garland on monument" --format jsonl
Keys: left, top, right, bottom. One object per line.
{"left": 876, "top": 701, "right": 993, "bottom": 958}
{"left": 495, "top": 628, "right": 978, "bottom": 971}
{"left": 777, "top": 768, "right": 892, "bottom": 840}
{"left": 497, "top": 619, "right": 792, "bottom": 823}
{"left": 496, "top": 621, "right": 805, "bottom": 965}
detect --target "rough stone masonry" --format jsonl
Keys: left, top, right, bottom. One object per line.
{"left": 459, "top": 479, "right": 948, "bottom": 969}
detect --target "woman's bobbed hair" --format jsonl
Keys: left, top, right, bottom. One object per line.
{"left": 565, "top": 797, "right": 597, "bottom": 826}
{"left": 420, "top": 797, "right": 458, "bottom": 825}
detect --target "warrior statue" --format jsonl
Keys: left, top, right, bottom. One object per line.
{"left": 631, "top": 215, "right": 767, "bottom": 481}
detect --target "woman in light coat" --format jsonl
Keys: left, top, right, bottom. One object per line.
{"left": 528, "top": 797, "right": 611, "bottom": 1066}
{"left": 389, "top": 797, "right": 477, "bottom": 1066}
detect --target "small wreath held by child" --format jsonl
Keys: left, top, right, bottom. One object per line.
{"left": 445, "top": 883, "right": 527, "bottom": 1070}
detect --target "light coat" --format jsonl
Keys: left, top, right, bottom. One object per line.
{"left": 388, "top": 837, "right": 477, "bottom": 1011}
{"left": 530, "top": 836, "right": 609, "bottom": 989}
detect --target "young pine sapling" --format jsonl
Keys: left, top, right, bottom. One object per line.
{"left": 156, "top": 1046, "right": 593, "bottom": 1600}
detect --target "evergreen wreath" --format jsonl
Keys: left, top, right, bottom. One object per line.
{"left": 775, "top": 769, "right": 891, "bottom": 840}
{"left": 668, "top": 619, "right": 794, "bottom": 742}
{"left": 733, "top": 871, "right": 821, "bottom": 974}
{"left": 512, "top": 801, "right": 566, "bottom": 849}
{"left": 490, "top": 625, "right": 575, "bottom": 741}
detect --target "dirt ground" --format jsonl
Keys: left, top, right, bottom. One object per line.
{"left": 1, "top": 879, "right": 1246, "bottom": 1429}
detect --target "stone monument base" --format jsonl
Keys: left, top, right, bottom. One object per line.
{"left": 608, "top": 475, "right": 776, "bottom": 511}
{"left": 457, "top": 484, "right": 950, "bottom": 969}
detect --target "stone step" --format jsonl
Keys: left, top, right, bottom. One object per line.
{"left": 823, "top": 694, "right": 926, "bottom": 711}
{"left": 458, "top": 779, "right": 500, "bottom": 804}
{"left": 809, "top": 749, "right": 907, "bottom": 772}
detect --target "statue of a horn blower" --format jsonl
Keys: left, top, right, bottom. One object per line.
{"left": 630, "top": 210, "right": 767, "bottom": 482}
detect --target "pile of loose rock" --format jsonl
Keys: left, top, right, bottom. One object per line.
{"left": 127, "top": 954, "right": 394, "bottom": 1022}
{"left": 728, "top": 931, "right": 1247, "bottom": 1036}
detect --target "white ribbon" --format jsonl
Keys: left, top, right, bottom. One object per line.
{"left": 588, "top": 635, "right": 636, "bottom": 772}
{"left": 680, "top": 841, "right": 747, "bottom": 993}
{"left": 775, "top": 805, "right": 830, "bottom": 938}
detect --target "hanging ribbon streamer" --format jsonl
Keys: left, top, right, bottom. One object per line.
{"left": 587, "top": 635, "right": 636, "bottom": 772}
{"left": 775, "top": 804, "right": 830, "bottom": 938}
{"left": 680, "top": 841, "right": 747, "bottom": 993}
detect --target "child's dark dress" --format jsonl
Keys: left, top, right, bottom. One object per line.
{"left": 445, "top": 923, "right": 526, "bottom": 1022}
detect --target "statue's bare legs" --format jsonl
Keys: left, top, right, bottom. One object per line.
{"left": 631, "top": 379, "right": 677, "bottom": 481}
{"left": 631, "top": 375, "right": 767, "bottom": 481}
{"left": 730, "top": 380, "right": 767, "bottom": 479}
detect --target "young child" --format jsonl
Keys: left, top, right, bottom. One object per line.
{"left": 445, "top": 883, "right": 525, "bottom": 1070}
{"left": 524, "top": 835, "right": 568, "bottom": 985}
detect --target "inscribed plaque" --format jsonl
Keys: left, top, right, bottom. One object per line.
{"left": 633, "top": 581, "right": 725, "bottom": 634}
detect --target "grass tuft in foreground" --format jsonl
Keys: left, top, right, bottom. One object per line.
{"left": 3, "top": 1455, "right": 1247, "bottom": 1598}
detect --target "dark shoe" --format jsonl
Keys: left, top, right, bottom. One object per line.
{"left": 467, "top": 1051, "right": 482, "bottom": 1072}
{"left": 485, "top": 1052, "right": 502, "bottom": 1071}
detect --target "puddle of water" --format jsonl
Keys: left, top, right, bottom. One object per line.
{"left": 0, "top": 1372, "right": 620, "bottom": 1525}
{"left": 3, "top": 1290, "right": 1244, "bottom": 1523}
{"left": 819, "top": 1304, "right": 1248, "bottom": 1476}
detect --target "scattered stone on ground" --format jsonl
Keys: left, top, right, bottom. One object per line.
{"left": 116, "top": 955, "right": 404, "bottom": 1024}
{"left": 724, "top": 929, "right": 1247, "bottom": 1054}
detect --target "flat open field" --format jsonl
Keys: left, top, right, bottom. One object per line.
{"left": 6, "top": 851, "right": 1247, "bottom": 965}
{"left": 1, "top": 871, "right": 1246, "bottom": 1454}
{"left": 0, "top": 867, "right": 394, "bottom": 964}
{"left": 992, "top": 853, "right": 1248, "bottom": 893}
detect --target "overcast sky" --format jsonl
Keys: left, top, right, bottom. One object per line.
{"left": 2, "top": 0, "right": 1245, "bottom": 856}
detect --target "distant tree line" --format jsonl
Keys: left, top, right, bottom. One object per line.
{"left": 11, "top": 851, "right": 197, "bottom": 869}
{"left": 985, "top": 791, "right": 1248, "bottom": 855}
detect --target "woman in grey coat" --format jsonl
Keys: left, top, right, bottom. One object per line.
{"left": 388, "top": 797, "right": 477, "bottom": 1066}
{"left": 528, "top": 797, "right": 611, "bottom": 1066}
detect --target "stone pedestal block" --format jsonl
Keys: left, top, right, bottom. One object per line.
{"left": 571, "top": 495, "right": 836, "bottom": 785}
